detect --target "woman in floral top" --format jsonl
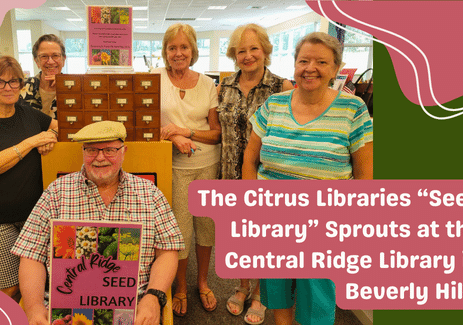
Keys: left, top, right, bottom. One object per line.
{"left": 217, "top": 23, "right": 293, "bottom": 325}
{"left": 19, "top": 34, "right": 66, "bottom": 119}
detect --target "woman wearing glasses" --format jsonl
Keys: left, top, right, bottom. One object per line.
{"left": 0, "top": 56, "right": 58, "bottom": 303}
{"left": 19, "top": 34, "right": 66, "bottom": 119}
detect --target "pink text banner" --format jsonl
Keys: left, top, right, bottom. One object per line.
{"left": 190, "top": 180, "right": 463, "bottom": 310}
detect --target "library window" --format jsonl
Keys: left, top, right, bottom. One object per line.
{"left": 17, "top": 30, "right": 33, "bottom": 77}
{"left": 64, "top": 38, "right": 87, "bottom": 74}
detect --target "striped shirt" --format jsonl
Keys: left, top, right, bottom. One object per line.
{"left": 12, "top": 167, "right": 185, "bottom": 296}
{"left": 250, "top": 90, "right": 373, "bottom": 180}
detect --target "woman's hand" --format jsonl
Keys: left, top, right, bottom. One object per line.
{"left": 43, "top": 74, "right": 57, "bottom": 88}
{"left": 27, "top": 131, "right": 58, "bottom": 149}
{"left": 37, "top": 142, "right": 55, "bottom": 156}
{"left": 171, "top": 135, "right": 197, "bottom": 157}
{"left": 161, "top": 123, "right": 189, "bottom": 140}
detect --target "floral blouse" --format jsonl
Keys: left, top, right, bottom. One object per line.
{"left": 217, "top": 68, "right": 286, "bottom": 179}
{"left": 19, "top": 72, "right": 57, "bottom": 119}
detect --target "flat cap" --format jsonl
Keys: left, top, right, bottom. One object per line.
{"left": 71, "top": 121, "right": 127, "bottom": 143}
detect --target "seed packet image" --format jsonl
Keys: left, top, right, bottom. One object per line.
{"left": 53, "top": 225, "right": 75, "bottom": 259}
{"left": 90, "top": 7, "right": 101, "bottom": 24}
{"left": 51, "top": 308, "right": 72, "bottom": 325}
{"left": 94, "top": 309, "right": 113, "bottom": 325}
{"left": 119, "top": 228, "right": 141, "bottom": 261}
{"left": 72, "top": 309, "right": 93, "bottom": 325}
{"left": 110, "top": 7, "right": 120, "bottom": 24}
{"left": 101, "top": 7, "right": 110, "bottom": 24}
{"left": 114, "top": 309, "right": 134, "bottom": 325}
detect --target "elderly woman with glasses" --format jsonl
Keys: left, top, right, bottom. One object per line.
{"left": 243, "top": 32, "right": 373, "bottom": 325}
{"left": 19, "top": 34, "right": 66, "bottom": 118}
{"left": 0, "top": 56, "right": 58, "bottom": 303}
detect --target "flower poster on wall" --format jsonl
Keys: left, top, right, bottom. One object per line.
{"left": 87, "top": 6, "right": 132, "bottom": 67}
{"left": 49, "top": 220, "right": 142, "bottom": 325}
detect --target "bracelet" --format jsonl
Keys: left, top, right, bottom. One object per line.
{"left": 189, "top": 129, "right": 196, "bottom": 138}
{"left": 48, "top": 129, "right": 58, "bottom": 137}
{"left": 13, "top": 146, "right": 23, "bottom": 160}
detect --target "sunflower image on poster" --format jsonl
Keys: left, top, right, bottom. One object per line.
{"left": 98, "top": 227, "right": 119, "bottom": 259}
{"left": 119, "top": 8, "right": 129, "bottom": 24}
{"left": 119, "top": 228, "right": 140, "bottom": 261}
{"left": 72, "top": 309, "right": 93, "bottom": 325}
{"left": 53, "top": 226, "right": 75, "bottom": 259}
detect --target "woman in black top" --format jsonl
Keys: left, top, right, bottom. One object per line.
{"left": 0, "top": 56, "right": 58, "bottom": 302}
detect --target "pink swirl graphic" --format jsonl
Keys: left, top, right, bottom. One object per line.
{"left": 307, "top": 0, "right": 463, "bottom": 116}
{"left": 0, "top": 292, "right": 28, "bottom": 324}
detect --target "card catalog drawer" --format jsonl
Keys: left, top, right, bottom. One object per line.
{"left": 109, "top": 75, "right": 133, "bottom": 92}
{"left": 83, "top": 94, "right": 109, "bottom": 110}
{"left": 59, "top": 128, "right": 79, "bottom": 142}
{"left": 135, "top": 110, "right": 160, "bottom": 128}
{"left": 134, "top": 93, "right": 160, "bottom": 109}
{"left": 135, "top": 128, "right": 160, "bottom": 142}
{"left": 109, "top": 111, "right": 134, "bottom": 128}
{"left": 58, "top": 112, "right": 84, "bottom": 129}
{"left": 56, "top": 75, "right": 82, "bottom": 93}
{"left": 84, "top": 111, "right": 109, "bottom": 125}
{"left": 83, "top": 75, "right": 108, "bottom": 93}
{"left": 125, "top": 128, "right": 135, "bottom": 141}
{"left": 56, "top": 93, "right": 82, "bottom": 110}
{"left": 110, "top": 93, "right": 134, "bottom": 110}
{"left": 134, "top": 74, "right": 160, "bottom": 93}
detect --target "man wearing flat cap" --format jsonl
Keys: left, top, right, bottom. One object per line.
{"left": 12, "top": 121, "right": 184, "bottom": 325}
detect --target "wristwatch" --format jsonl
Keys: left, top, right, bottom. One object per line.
{"left": 146, "top": 289, "right": 167, "bottom": 308}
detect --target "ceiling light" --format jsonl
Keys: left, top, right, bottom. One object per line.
{"left": 50, "top": 7, "right": 70, "bottom": 11}
{"left": 208, "top": 6, "right": 226, "bottom": 10}
{"left": 67, "top": 18, "right": 83, "bottom": 22}
{"left": 196, "top": 18, "right": 212, "bottom": 21}
{"left": 246, "top": 6, "right": 266, "bottom": 10}
{"left": 286, "top": 5, "right": 307, "bottom": 10}
{"left": 133, "top": 7, "right": 148, "bottom": 11}
{"left": 133, "top": 18, "right": 148, "bottom": 21}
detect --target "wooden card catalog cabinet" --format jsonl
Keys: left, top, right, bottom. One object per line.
{"left": 56, "top": 74, "right": 160, "bottom": 142}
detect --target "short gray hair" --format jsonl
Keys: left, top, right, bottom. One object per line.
{"left": 294, "top": 32, "right": 342, "bottom": 67}
{"left": 32, "top": 34, "right": 66, "bottom": 59}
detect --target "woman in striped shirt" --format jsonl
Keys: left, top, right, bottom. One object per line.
{"left": 242, "top": 32, "right": 373, "bottom": 325}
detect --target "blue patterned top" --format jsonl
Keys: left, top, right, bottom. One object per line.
{"left": 250, "top": 90, "right": 373, "bottom": 180}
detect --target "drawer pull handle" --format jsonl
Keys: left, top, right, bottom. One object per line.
{"left": 66, "top": 116, "right": 77, "bottom": 125}
{"left": 116, "top": 80, "right": 128, "bottom": 89}
{"left": 64, "top": 80, "right": 75, "bottom": 89}
{"left": 65, "top": 98, "right": 76, "bottom": 107}
{"left": 141, "top": 80, "right": 152, "bottom": 90}
{"left": 91, "top": 98, "right": 102, "bottom": 108}
{"left": 117, "top": 98, "right": 127, "bottom": 107}
{"left": 142, "top": 98, "right": 153, "bottom": 107}
{"left": 90, "top": 80, "right": 101, "bottom": 90}
{"left": 144, "top": 133, "right": 153, "bottom": 141}
{"left": 117, "top": 116, "right": 128, "bottom": 123}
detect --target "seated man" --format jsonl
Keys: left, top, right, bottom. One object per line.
{"left": 12, "top": 121, "right": 184, "bottom": 325}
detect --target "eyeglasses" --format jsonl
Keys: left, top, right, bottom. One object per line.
{"left": 0, "top": 79, "right": 22, "bottom": 89}
{"left": 37, "top": 54, "right": 62, "bottom": 63}
{"left": 83, "top": 146, "right": 125, "bottom": 157}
